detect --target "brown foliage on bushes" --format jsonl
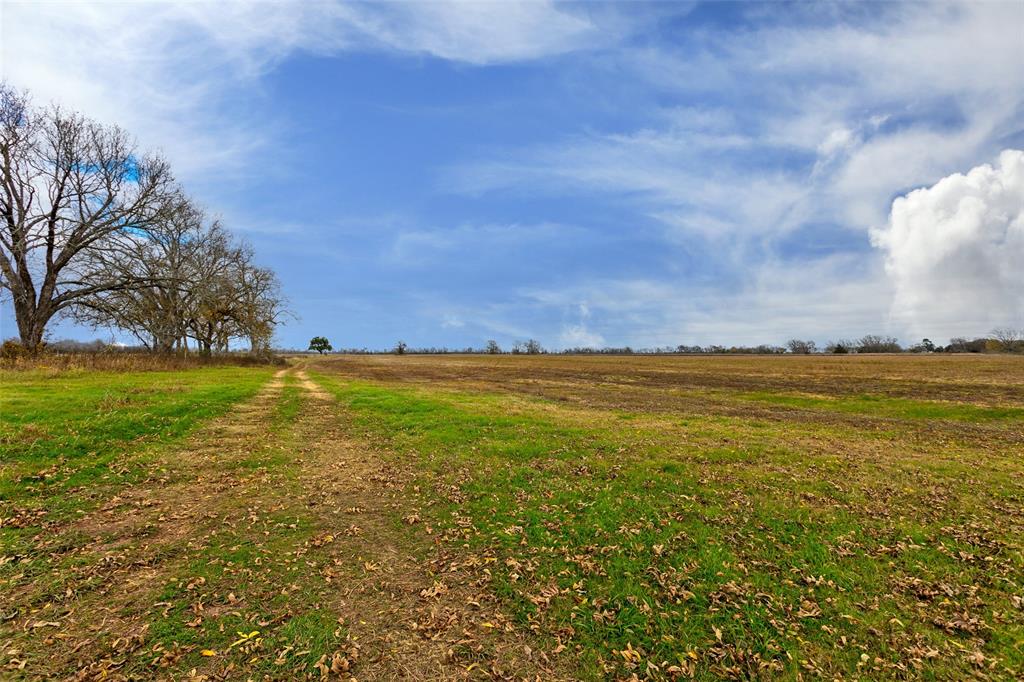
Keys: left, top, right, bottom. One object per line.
{"left": 0, "top": 340, "right": 283, "bottom": 372}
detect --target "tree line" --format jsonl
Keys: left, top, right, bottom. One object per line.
{"left": 303, "top": 330, "right": 1024, "bottom": 356}
{"left": 1, "top": 83, "right": 287, "bottom": 354}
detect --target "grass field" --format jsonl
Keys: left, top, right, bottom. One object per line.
{"left": 1, "top": 355, "right": 1022, "bottom": 680}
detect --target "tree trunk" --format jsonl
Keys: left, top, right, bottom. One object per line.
{"left": 21, "top": 323, "right": 45, "bottom": 353}
{"left": 13, "top": 297, "right": 49, "bottom": 353}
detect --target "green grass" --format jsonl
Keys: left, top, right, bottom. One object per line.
{"left": 0, "top": 367, "right": 273, "bottom": 595}
{"left": 3, "top": 359, "right": 1021, "bottom": 680}
{"left": 314, "top": 374, "right": 1024, "bottom": 680}
{"left": 1, "top": 367, "right": 355, "bottom": 679}
{"left": 740, "top": 390, "right": 1024, "bottom": 421}
{"left": 0, "top": 367, "right": 274, "bottom": 504}
{"left": 145, "top": 509, "right": 345, "bottom": 677}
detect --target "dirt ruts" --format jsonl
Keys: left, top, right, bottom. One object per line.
{"left": 3, "top": 366, "right": 546, "bottom": 681}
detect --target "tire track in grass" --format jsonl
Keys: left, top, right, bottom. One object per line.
{"left": 6, "top": 367, "right": 550, "bottom": 680}
{"left": 2, "top": 368, "right": 291, "bottom": 678}
{"left": 283, "top": 368, "right": 552, "bottom": 680}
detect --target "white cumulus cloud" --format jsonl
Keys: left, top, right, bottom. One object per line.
{"left": 871, "top": 150, "right": 1024, "bottom": 338}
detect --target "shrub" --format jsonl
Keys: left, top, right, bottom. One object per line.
{"left": 826, "top": 340, "right": 854, "bottom": 354}
{"left": 947, "top": 337, "right": 987, "bottom": 353}
{"left": 0, "top": 348, "right": 283, "bottom": 372}
{"left": 0, "top": 338, "right": 29, "bottom": 361}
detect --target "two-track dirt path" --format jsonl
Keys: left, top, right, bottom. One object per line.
{"left": 4, "top": 366, "right": 546, "bottom": 681}
{"left": 285, "top": 366, "right": 550, "bottom": 680}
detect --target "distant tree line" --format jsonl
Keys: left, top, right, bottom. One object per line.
{"left": 1, "top": 83, "right": 287, "bottom": 354}
{"left": 294, "top": 329, "right": 1024, "bottom": 356}
{"left": 816, "top": 331, "right": 1024, "bottom": 354}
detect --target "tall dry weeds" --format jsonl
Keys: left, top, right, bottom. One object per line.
{"left": 0, "top": 350, "right": 283, "bottom": 373}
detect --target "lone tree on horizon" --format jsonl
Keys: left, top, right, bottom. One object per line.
{"left": 308, "top": 336, "right": 332, "bottom": 354}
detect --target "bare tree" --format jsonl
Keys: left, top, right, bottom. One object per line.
{"left": 947, "top": 336, "right": 986, "bottom": 353}
{"left": 183, "top": 224, "right": 245, "bottom": 353}
{"left": 232, "top": 242, "right": 289, "bottom": 353}
{"left": 786, "top": 339, "right": 816, "bottom": 354}
{"left": 1, "top": 83, "right": 176, "bottom": 351}
{"left": 71, "top": 203, "right": 287, "bottom": 355}
{"left": 524, "top": 339, "right": 543, "bottom": 354}
{"left": 169, "top": 226, "right": 288, "bottom": 354}
{"left": 485, "top": 339, "right": 501, "bottom": 354}
{"left": 71, "top": 195, "right": 206, "bottom": 351}
{"left": 856, "top": 335, "right": 902, "bottom": 353}
{"left": 86, "top": 215, "right": 258, "bottom": 355}
{"left": 990, "top": 327, "right": 1023, "bottom": 353}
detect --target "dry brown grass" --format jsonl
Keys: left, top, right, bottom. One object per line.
{"left": 0, "top": 350, "right": 282, "bottom": 373}
{"left": 313, "top": 352, "right": 1024, "bottom": 405}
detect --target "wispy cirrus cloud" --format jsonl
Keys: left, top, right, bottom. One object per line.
{"left": 1, "top": 1, "right": 613, "bottom": 183}
{"left": 516, "top": 251, "right": 891, "bottom": 348}
{"left": 435, "top": 1, "right": 1024, "bottom": 344}
{"left": 447, "top": 2, "right": 1024, "bottom": 234}
{"left": 390, "top": 221, "right": 579, "bottom": 263}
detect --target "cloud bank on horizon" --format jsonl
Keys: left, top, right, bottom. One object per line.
{"left": 1, "top": 1, "right": 1022, "bottom": 348}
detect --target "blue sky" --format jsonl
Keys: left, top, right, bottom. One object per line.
{"left": 3, "top": 1, "right": 1022, "bottom": 349}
